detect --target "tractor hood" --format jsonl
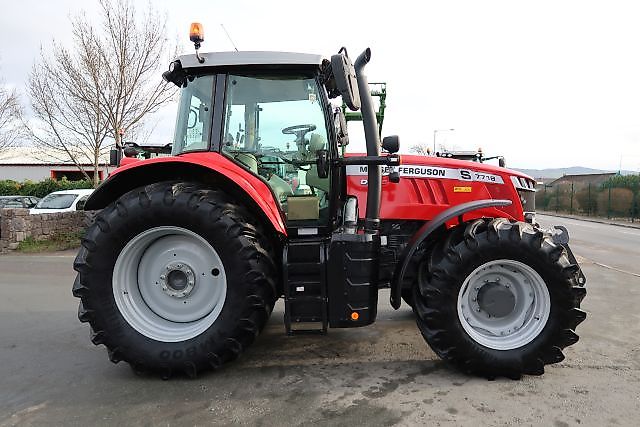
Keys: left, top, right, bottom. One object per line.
{"left": 346, "top": 153, "right": 533, "bottom": 182}
{"left": 396, "top": 154, "right": 534, "bottom": 181}
{"left": 344, "top": 153, "right": 535, "bottom": 223}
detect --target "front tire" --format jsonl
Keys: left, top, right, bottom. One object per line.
{"left": 72, "top": 182, "right": 278, "bottom": 378}
{"left": 413, "top": 218, "right": 586, "bottom": 379}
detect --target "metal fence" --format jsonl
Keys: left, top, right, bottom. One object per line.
{"left": 537, "top": 179, "right": 640, "bottom": 222}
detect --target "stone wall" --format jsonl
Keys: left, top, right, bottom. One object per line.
{"left": 0, "top": 209, "right": 93, "bottom": 252}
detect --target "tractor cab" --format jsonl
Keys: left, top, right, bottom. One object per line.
{"left": 171, "top": 70, "right": 334, "bottom": 229}
{"left": 162, "top": 42, "right": 401, "bottom": 237}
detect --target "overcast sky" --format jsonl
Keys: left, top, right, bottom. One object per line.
{"left": 1, "top": 0, "right": 639, "bottom": 171}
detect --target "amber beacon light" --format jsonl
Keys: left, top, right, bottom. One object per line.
{"left": 190, "top": 22, "right": 205, "bottom": 63}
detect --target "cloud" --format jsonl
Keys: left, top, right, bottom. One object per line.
{"left": 2, "top": 0, "right": 640, "bottom": 170}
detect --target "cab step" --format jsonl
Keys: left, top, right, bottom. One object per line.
{"left": 283, "top": 239, "right": 328, "bottom": 335}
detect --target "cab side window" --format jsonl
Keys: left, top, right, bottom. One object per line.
{"left": 172, "top": 75, "right": 215, "bottom": 155}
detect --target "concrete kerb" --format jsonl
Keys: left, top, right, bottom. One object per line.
{"left": 538, "top": 211, "right": 640, "bottom": 230}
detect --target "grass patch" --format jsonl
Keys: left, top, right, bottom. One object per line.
{"left": 16, "top": 231, "right": 83, "bottom": 253}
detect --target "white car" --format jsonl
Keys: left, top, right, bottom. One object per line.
{"left": 30, "top": 189, "right": 94, "bottom": 214}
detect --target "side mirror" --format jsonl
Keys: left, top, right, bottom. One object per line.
{"left": 331, "top": 48, "right": 361, "bottom": 111}
{"left": 499, "top": 157, "right": 506, "bottom": 168}
{"left": 334, "top": 108, "right": 349, "bottom": 147}
{"left": 76, "top": 197, "right": 88, "bottom": 211}
{"left": 316, "top": 149, "right": 329, "bottom": 179}
{"left": 382, "top": 135, "right": 400, "bottom": 153}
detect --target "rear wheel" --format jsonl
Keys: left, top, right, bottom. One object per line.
{"left": 73, "top": 182, "right": 278, "bottom": 378}
{"left": 413, "top": 218, "right": 586, "bottom": 379}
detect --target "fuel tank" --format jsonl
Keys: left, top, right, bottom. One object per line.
{"left": 345, "top": 154, "right": 535, "bottom": 222}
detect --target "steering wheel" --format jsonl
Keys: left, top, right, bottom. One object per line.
{"left": 282, "top": 124, "right": 316, "bottom": 142}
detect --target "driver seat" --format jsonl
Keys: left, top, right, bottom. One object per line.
{"left": 234, "top": 152, "right": 259, "bottom": 174}
{"left": 235, "top": 152, "right": 293, "bottom": 202}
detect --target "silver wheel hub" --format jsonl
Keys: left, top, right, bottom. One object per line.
{"left": 159, "top": 262, "right": 196, "bottom": 298}
{"left": 475, "top": 281, "right": 516, "bottom": 318}
{"left": 113, "top": 226, "right": 227, "bottom": 342}
{"left": 458, "top": 259, "right": 550, "bottom": 350}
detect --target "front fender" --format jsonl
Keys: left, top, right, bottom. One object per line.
{"left": 86, "top": 153, "right": 287, "bottom": 236}
{"left": 390, "top": 199, "right": 512, "bottom": 309}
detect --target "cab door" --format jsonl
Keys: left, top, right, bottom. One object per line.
{"left": 219, "top": 73, "right": 333, "bottom": 234}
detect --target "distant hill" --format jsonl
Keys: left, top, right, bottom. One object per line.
{"left": 513, "top": 166, "right": 636, "bottom": 179}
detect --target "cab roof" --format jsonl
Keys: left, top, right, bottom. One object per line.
{"left": 177, "top": 51, "right": 324, "bottom": 69}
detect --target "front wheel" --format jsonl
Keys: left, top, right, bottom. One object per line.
{"left": 413, "top": 218, "right": 587, "bottom": 379}
{"left": 72, "top": 182, "right": 278, "bottom": 378}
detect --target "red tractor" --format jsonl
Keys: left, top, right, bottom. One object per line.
{"left": 73, "top": 27, "right": 586, "bottom": 379}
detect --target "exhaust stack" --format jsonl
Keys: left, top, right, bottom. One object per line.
{"left": 354, "top": 48, "right": 382, "bottom": 232}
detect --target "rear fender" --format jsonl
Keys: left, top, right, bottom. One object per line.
{"left": 390, "top": 199, "right": 512, "bottom": 309}
{"left": 85, "top": 154, "right": 287, "bottom": 236}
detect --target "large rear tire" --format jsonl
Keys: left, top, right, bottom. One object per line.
{"left": 413, "top": 218, "right": 586, "bottom": 379}
{"left": 72, "top": 182, "right": 278, "bottom": 378}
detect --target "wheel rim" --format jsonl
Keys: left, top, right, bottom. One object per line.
{"left": 113, "top": 226, "right": 227, "bottom": 342}
{"left": 457, "top": 259, "right": 550, "bottom": 350}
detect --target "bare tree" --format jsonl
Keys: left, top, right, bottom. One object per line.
{"left": 27, "top": 0, "right": 176, "bottom": 186}
{"left": 409, "top": 144, "right": 431, "bottom": 156}
{"left": 0, "top": 76, "right": 24, "bottom": 158}
{"left": 28, "top": 33, "right": 111, "bottom": 185}
{"left": 92, "top": 0, "right": 176, "bottom": 149}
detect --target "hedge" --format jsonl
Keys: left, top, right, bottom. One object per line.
{"left": 0, "top": 179, "right": 94, "bottom": 199}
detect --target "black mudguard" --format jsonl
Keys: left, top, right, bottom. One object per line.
{"left": 390, "top": 199, "right": 512, "bottom": 309}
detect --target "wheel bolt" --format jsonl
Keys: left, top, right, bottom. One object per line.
{"left": 472, "top": 297, "right": 477, "bottom": 302}
{"left": 476, "top": 308, "right": 481, "bottom": 312}
{"left": 177, "top": 264, "right": 183, "bottom": 268}
{"left": 160, "top": 275, "right": 166, "bottom": 280}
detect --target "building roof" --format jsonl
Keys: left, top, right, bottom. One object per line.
{"left": 0, "top": 147, "right": 108, "bottom": 166}
{"left": 177, "top": 51, "right": 324, "bottom": 69}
